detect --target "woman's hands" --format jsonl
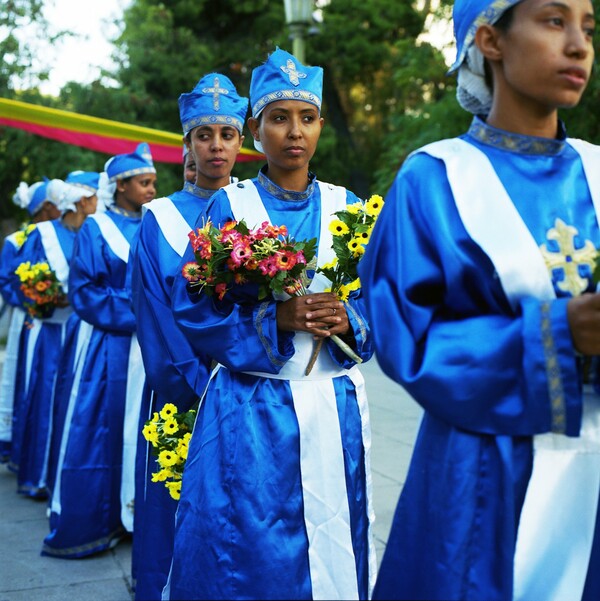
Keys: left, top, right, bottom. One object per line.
{"left": 276, "top": 292, "right": 349, "bottom": 338}
{"left": 567, "top": 293, "right": 600, "bottom": 355}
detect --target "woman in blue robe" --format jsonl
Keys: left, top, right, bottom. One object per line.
{"left": 129, "top": 74, "right": 248, "bottom": 600}
{"left": 3, "top": 181, "right": 61, "bottom": 473}
{"left": 358, "top": 1, "right": 600, "bottom": 600}
{"left": 167, "top": 48, "right": 376, "bottom": 601}
{"left": 42, "top": 144, "right": 156, "bottom": 558}
{"left": 44, "top": 172, "right": 100, "bottom": 498}
{"left": 9, "top": 178, "right": 88, "bottom": 499}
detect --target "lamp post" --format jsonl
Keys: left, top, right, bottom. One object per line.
{"left": 283, "top": 0, "right": 314, "bottom": 64}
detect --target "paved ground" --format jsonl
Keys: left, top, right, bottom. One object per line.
{"left": 0, "top": 355, "right": 422, "bottom": 601}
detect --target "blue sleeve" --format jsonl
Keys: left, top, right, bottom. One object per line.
{"left": 358, "top": 153, "right": 581, "bottom": 437}
{"left": 131, "top": 210, "right": 209, "bottom": 406}
{"left": 68, "top": 218, "right": 136, "bottom": 333}
{"left": 0, "top": 237, "right": 22, "bottom": 307}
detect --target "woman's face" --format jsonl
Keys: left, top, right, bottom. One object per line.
{"left": 116, "top": 173, "right": 157, "bottom": 212}
{"left": 492, "top": 0, "right": 595, "bottom": 112}
{"left": 186, "top": 124, "right": 242, "bottom": 189}
{"left": 249, "top": 100, "right": 324, "bottom": 175}
{"left": 80, "top": 194, "right": 98, "bottom": 216}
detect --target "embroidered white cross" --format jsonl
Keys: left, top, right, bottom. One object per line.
{"left": 540, "top": 218, "right": 598, "bottom": 296}
{"left": 280, "top": 59, "right": 307, "bottom": 86}
{"left": 201, "top": 76, "right": 229, "bottom": 111}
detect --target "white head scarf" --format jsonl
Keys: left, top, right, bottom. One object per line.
{"left": 96, "top": 171, "right": 115, "bottom": 212}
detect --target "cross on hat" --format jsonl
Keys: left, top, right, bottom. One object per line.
{"left": 280, "top": 59, "right": 307, "bottom": 87}
{"left": 201, "top": 76, "right": 230, "bottom": 111}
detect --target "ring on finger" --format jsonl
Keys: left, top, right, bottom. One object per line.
{"left": 332, "top": 307, "right": 337, "bottom": 316}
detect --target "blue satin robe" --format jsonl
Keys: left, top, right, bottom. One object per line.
{"left": 130, "top": 184, "right": 213, "bottom": 600}
{"left": 358, "top": 117, "right": 600, "bottom": 601}
{"left": 43, "top": 209, "right": 141, "bottom": 558}
{"left": 10, "top": 221, "right": 75, "bottom": 498}
{"left": 167, "top": 171, "right": 374, "bottom": 600}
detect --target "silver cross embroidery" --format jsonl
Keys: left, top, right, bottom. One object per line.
{"left": 540, "top": 218, "right": 598, "bottom": 296}
{"left": 201, "top": 76, "right": 229, "bottom": 111}
{"left": 280, "top": 59, "right": 307, "bottom": 86}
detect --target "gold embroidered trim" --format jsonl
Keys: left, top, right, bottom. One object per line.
{"left": 541, "top": 302, "right": 566, "bottom": 433}
{"left": 255, "top": 301, "right": 286, "bottom": 367}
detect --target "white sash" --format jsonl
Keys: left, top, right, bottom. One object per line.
{"left": 146, "top": 197, "right": 194, "bottom": 258}
{"left": 121, "top": 332, "right": 146, "bottom": 532}
{"left": 0, "top": 308, "right": 26, "bottom": 442}
{"left": 89, "top": 213, "right": 130, "bottom": 263}
{"left": 420, "top": 138, "right": 600, "bottom": 601}
{"left": 36, "top": 221, "right": 70, "bottom": 293}
{"left": 227, "top": 180, "right": 369, "bottom": 600}
{"left": 50, "top": 320, "right": 94, "bottom": 515}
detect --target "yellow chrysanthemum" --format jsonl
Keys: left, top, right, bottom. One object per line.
{"left": 37, "top": 262, "right": 50, "bottom": 272}
{"left": 163, "top": 418, "right": 179, "bottom": 436}
{"left": 14, "top": 231, "right": 26, "bottom": 247}
{"left": 142, "top": 423, "right": 159, "bottom": 446}
{"left": 337, "top": 284, "right": 351, "bottom": 302}
{"left": 346, "top": 202, "right": 363, "bottom": 215}
{"left": 329, "top": 220, "right": 349, "bottom": 236}
{"left": 320, "top": 257, "right": 338, "bottom": 271}
{"left": 182, "top": 432, "right": 192, "bottom": 443}
{"left": 176, "top": 439, "right": 189, "bottom": 460}
{"left": 159, "top": 403, "right": 178, "bottom": 420}
{"left": 151, "top": 412, "right": 160, "bottom": 423}
{"left": 166, "top": 480, "right": 182, "bottom": 501}
{"left": 26, "top": 224, "right": 36, "bottom": 234}
{"left": 151, "top": 469, "right": 171, "bottom": 482}
{"left": 348, "top": 238, "right": 365, "bottom": 256}
{"left": 365, "top": 194, "right": 384, "bottom": 216}
{"left": 158, "top": 449, "right": 179, "bottom": 468}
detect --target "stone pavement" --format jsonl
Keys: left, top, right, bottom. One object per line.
{"left": 0, "top": 355, "right": 422, "bottom": 601}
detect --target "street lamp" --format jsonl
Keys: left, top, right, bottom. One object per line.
{"left": 283, "top": 0, "right": 314, "bottom": 64}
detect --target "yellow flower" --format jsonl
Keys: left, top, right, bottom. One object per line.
{"left": 319, "top": 257, "right": 338, "bottom": 271}
{"left": 365, "top": 194, "right": 384, "bottom": 216}
{"left": 329, "top": 220, "right": 349, "bottom": 236}
{"left": 26, "top": 224, "right": 37, "bottom": 234}
{"left": 346, "top": 202, "right": 363, "bottom": 215}
{"left": 337, "top": 284, "right": 351, "bottom": 302}
{"left": 151, "top": 412, "right": 160, "bottom": 423}
{"left": 163, "top": 418, "right": 179, "bottom": 435}
{"left": 14, "top": 231, "right": 26, "bottom": 247}
{"left": 159, "top": 403, "right": 178, "bottom": 420}
{"left": 176, "top": 439, "right": 189, "bottom": 460}
{"left": 182, "top": 432, "right": 192, "bottom": 443}
{"left": 142, "top": 423, "right": 159, "bottom": 446}
{"left": 166, "top": 480, "right": 182, "bottom": 501}
{"left": 348, "top": 238, "right": 365, "bottom": 256}
{"left": 158, "top": 449, "right": 179, "bottom": 468}
{"left": 151, "top": 469, "right": 171, "bottom": 482}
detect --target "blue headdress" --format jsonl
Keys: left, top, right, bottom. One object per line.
{"left": 450, "top": 0, "right": 522, "bottom": 114}
{"left": 12, "top": 179, "right": 52, "bottom": 216}
{"left": 178, "top": 73, "right": 249, "bottom": 136}
{"left": 105, "top": 142, "right": 156, "bottom": 183}
{"left": 65, "top": 170, "right": 100, "bottom": 194}
{"left": 249, "top": 47, "right": 323, "bottom": 119}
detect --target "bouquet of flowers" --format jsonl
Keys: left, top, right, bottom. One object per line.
{"left": 182, "top": 218, "right": 317, "bottom": 302}
{"left": 14, "top": 260, "right": 66, "bottom": 319}
{"left": 302, "top": 194, "right": 385, "bottom": 373}
{"left": 142, "top": 402, "right": 197, "bottom": 500}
